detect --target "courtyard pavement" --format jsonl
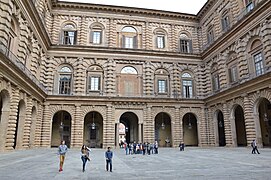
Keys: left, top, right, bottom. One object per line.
{"left": 0, "top": 147, "right": 270, "bottom": 180}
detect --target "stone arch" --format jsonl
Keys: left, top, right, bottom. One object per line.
{"left": 29, "top": 106, "right": 37, "bottom": 148}
{"left": 252, "top": 91, "right": 271, "bottom": 147}
{"left": 0, "top": 89, "right": 11, "bottom": 151}
{"left": 153, "top": 28, "right": 168, "bottom": 36}
{"left": 14, "top": 99, "right": 26, "bottom": 149}
{"left": 81, "top": 106, "right": 107, "bottom": 121}
{"left": 154, "top": 112, "right": 172, "bottom": 147}
{"left": 118, "top": 112, "right": 139, "bottom": 144}
{"left": 230, "top": 104, "right": 247, "bottom": 146}
{"left": 214, "top": 109, "right": 226, "bottom": 146}
{"left": 51, "top": 110, "right": 72, "bottom": 148}
{"left": 182, "top": 112, "right": 198, "bottom": 146}
{"left": 83, "top": 111, "right": 104, "bottom": 148}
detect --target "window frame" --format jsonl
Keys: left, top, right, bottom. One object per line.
{"left": 87, "top": 65, "right": 103, "bottom": 94}
{"left": 207, "top": 27, "right": 214, "bottom": 44}
{"left": 58, "top": 66, "right": 73, "bottom": 95}
{"left": 61, "top": 24, "right": 77, "bottom": 45}
{"left": 181, "top": 73, "right": 194, "bottom": 98}
{"left": 179, "top": 33, "right": 192, "bottom": 53}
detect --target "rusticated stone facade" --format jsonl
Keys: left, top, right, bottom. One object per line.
{"left": 0, "top": 0, "right": 271, "bottom": 151}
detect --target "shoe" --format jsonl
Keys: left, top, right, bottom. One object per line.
{"left": 59, "top": 168, "right": 63, "bottom": 172}
{"left": 110, "top": 171, "right": 112, "bottom": 172}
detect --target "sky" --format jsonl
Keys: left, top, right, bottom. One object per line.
{"left": 59, "top": 0, "right": 208, "bottom": 14}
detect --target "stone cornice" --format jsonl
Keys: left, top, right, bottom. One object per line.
{"left": 48, "top": 45, "right": 202, "bottom": 61}
{"left": 23, "top": 0, "right": 51, "bottom": 50}
{"left": 196, "top": 0, "right": 215, "bottom": 19}
{"left": 53, "top": 0, "right": 199, "bottom": 21}
{"left": 201, "top": 0, "right": 271, "bottom": 60}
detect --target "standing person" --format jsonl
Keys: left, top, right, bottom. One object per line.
{"left": 154, "top": 141, "right": 158, "bottom": 154}
{"left": 81, "top": 145, "right": 91, "bottom": 172}
{"left": 58, "top": 140, "right": 68, "bottom": 172}
{"left": 179, "top": 142, "right": 185, "bottom": 151}
{"left": 105, "top": 147, "right": 113, "bottom": 172}
{"left": 251, "top": 139, "right": 260, "bottom": 154}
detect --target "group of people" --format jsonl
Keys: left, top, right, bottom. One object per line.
{"left": 57, "top": 140, "right": 113, "bottom": 173}
{"left": 57, "top": 139, "right": 261, "bottom": 173}
{"left": 123, "top": 141, "right": 159, "bottom": 155}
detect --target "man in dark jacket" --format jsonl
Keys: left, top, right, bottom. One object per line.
{"left": 105, "top": 147, "right": 113, "bottom": 172}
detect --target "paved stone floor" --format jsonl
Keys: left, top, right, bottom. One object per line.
{"left": 0, "top": 147, "right": 271, "bottom": 180}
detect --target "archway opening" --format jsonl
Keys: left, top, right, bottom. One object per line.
{"left": 259, "top": 98, "right": 271, "bottom": 147}
{"left": 119, "top": 112, "right": 138, "bottom": 145}
{"left": 29, "top": 106, "right": 37, "bottom": 148}
{"left": 217, "top": 110, "right": 226, "bottom": 146}
{"left": 235, "top": 105, "right": 247, "bottom": 146}
{"left": 84, "top": 111, "right": 103, "bottom": 148}
{"left": 0, "top": 90, "right": 10, "bottom": 150}
{"left": 51, "top": 111, "right": 71, "bottom": 148}
{"left": 183, "top": 113, "right": 198, "bottom": 146}
{"left": 155, "top": 112, "right": 171, "bottom": 147}
{"left": 14, "top": 100, "right": 26, "bottom": 149}
{"left": 118, "top": 122, "right": 127, "bottom": 147}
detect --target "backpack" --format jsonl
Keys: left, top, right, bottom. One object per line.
{"left": 251, "top": 141, "right": 254, "bottom": 147}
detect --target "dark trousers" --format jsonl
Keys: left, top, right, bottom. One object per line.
{"left": 81, "top": 156, "right": 88, "bottom": 171}
{"left": 252, "top": 146, "right": 260, "bottom": 154}
{"left": 106, "top": 159, "right": 112, "bottom": 171}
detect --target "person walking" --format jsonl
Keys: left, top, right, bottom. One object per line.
{"left": 251, "top": 139, "right": 260, "bottom": 154}
{"left": 58, "top": 140, "right": 68, "bottom": 172}
{"left": 105, "top": 147, "right": 113, "bottom": 172}
{"left": 81, "top": 145, "right": 91, "bottom": 172}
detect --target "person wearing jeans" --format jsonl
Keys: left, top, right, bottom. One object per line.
{"left": 105, "top": 147, "right": 113, "bottom": 172}
{"left": 81, "top": 145, "right": 91, "bottom": 172}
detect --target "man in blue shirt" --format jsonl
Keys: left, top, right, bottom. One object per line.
{"left": 105, "top": 147, "right": 113, "bottom": 172}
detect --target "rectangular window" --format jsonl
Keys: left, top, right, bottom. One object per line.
{"left": 245, "top": 0, "right": 254, "bottom": 12}
{"left": 59, "top": 75, "right": 71, "bottom": 94}
{"left": 229, "top": 66, "right": 238, "bottom": 83}
{"left": 93, "top": 31, "right": 101, "bottom": 44}
{"left": 180, "top": 40, "right": 190, "bottom": 53}
{"left": 125, "top": 37, "right": 134, "bottom": 48}
{"left": 212, "top": 74, "right": 220, "bottom": 91}
{"left": 254, "top": 53, "right": 264, "bottom": 76}
{"left": 158, "top": 80, "right": 167, "bottom": 93}
{"left": 222, "top": 16, "right": 230, "bottom": 31}
{"left": 182, "top": 80, "right": 193, "bottom": 98}
{"left": 63, "top": 31, "right": 76, "bottom": 45}
{"left": 88, "top": 76, "right": 100, "bottom": 91}
{"left": 207, "top": 30, "right": 214, "bottom": 44}
{"left": 157, "top": 35, "right": 165, "bottom": 49}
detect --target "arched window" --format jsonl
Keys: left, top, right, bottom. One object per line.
{"left": 249, "top": 39, "right": 264, "bottom": 76}
{"left": 121, "top": 26, "right": 138, "bottom": 49}
{"left": 179, "top": 33, "right": 192, "bottom": 53}
{"left": 90, "top": 24, "right": 104, "bottom": 45}
{"left": 182, "top": 72, "right": 193, "bottom": 98}
{"left": 87, "top": 65, "right": 103, "bottom": 93}
{"left": 61, "top": 23, "right": 77, "bottom": 45}
{"left": 121, "top": 66, "right": 138, "bottom": 74}
{"left": 155, "top": 69, "right": 169, "bottom": 95}
{"left": 154, "top": 29, "right": 166, "bottom": 49}
{"left": 59, "top": 66, "right": 72, "bottom": 94}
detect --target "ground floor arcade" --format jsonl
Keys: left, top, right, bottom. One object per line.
{"left": 0, "top": 86, "right": 271, "bottom": 151}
